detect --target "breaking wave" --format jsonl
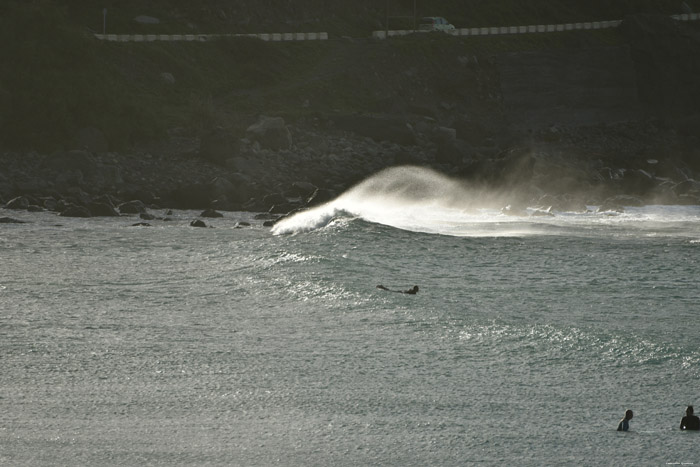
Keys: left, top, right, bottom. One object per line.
{"left": 272, "top": 166, "right": 700, "bottom": 238}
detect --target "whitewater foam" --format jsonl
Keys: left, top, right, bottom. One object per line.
{"left": 272, "top": 166, "right": 700, "bottom": 237}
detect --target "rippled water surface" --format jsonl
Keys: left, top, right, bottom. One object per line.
{"left": 2, "top": 202, "right": 700, "bottom": 466}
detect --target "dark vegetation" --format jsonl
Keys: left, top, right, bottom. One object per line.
{"left": 1, "top": 0, "right": 697, "bottom": 152}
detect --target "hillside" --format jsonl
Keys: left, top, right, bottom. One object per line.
{"left": 2, "top": 0, "right": 698, "bottom": 150}
{"left": 1, "top": 1, "right": 700, "bottom": 215}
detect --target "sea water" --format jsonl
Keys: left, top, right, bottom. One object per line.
{"left": 2, "top": 167, "right": 699, "bottom": 466}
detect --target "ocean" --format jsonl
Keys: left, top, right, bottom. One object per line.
{"left": 2, "top": 167, "right": 699, "bottom": 466}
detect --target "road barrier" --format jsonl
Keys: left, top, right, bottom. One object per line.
{"left": 94, "top": 32, "right": 329, "bottom": 42}
{"left": 371, "top": 12, "right": 699, "bottom": 39}
{"left": 93, "top": 12, "right": 698, "bottom": 42}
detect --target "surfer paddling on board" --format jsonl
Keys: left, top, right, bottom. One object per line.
{"left": 377, "top": 285, "right": 419, "bottom": 294}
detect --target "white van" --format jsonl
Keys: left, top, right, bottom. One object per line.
{"left": 418, "top": 17, "right": 455, "bottom": 31}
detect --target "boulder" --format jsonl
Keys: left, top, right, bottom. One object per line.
{"left": 246, "top": 116, "right": 292, "bottom": 151}
{"left": 287, "top": 181, "right": 317, "bottom": 200}
{"left": 262, "top": 193, "right": 287, "bottom": 211}
{"left": 672, "top": 179, "right": 700, "bottom": 197}
{"left": 60, "top": 205, "right": 92, "bottom": 218}
{"left": 200, "top": 208, "right": 223, "bottom": 218}
{"left": 42, "top": 197, "right": 58, "bottom": 211}
{"left": 118, "top": 200, "right": 147, "bottom": 214}
{"left": 306, "top": 188, "right": 335, "bottom": 207}
{"left": 5, "top": 196, "right": 29, "bottom": 210}
{"left": 269, "top": 202, "right": 301, "bottom": 214}
{"left": 88, "top": 202, "right": 120, "bottom": 217}
{"left": 597, "top": 195, "right": 644, "bottom": 212}
{"left": 0, "top": 217, "right": 26, "bottom": 223}
{"left": 190, "top": 219, "right": 208, "bottom": 228}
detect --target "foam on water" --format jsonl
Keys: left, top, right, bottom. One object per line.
{"left": 273, "top": 166, "right": 700, "bottom": 238}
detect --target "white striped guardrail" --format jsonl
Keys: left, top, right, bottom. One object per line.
{"left": 93, "top": 12, "right": 699, "bottom": 42}
{"left": 372, "top": 12, "right": 699, "bottom": 39}
{"left": 94, "top": 32, "right": 329, "bottom": 42}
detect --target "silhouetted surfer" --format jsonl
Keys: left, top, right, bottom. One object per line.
{"left": 377, "top": 285, "right": 419, "bottom": 294}
{"left": 680, "top": 406, "right": 700, "bottom": 431}
{"left": 617, "top": 409, "right": 633, "bottom": 432}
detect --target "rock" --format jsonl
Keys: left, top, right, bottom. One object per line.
{"left": 42, "top": 197, "right": 58, "bottom": 211}
{"left": 672, "top": 179, "right": 700, "bottom": 197}
{"left": 0, "top": 217, "right": 26, "bottom": 223}
{"left": 288, "top": 181, "right": 317, "bottom": 200}
{"left": 200, "top": 208, "right": 223, "bottom": 218}
{"left": 262, "top": 193, "right": 287, "bottom": 210}
{"left": 118, "top": 189, "right": 156, "bottom": 205}
{"left": 306, "top": 188, "right": 335, "bottom": 207}
{"left": 246, "top": 116, "right": 293, "bottom": 151}
{"left": 597, "top": 195, "right": 644, "bottom": 212}
{"left": 88, "top": 202, "right": 120, "bottom": 217}
{"left": 139, "top": 212, "right": 156, "bottom": 220}
{"left": 60, "top": 205, "right": 92, "bottom": 218}
{"left": 531, "top": 209, "right": 555, "bottom": 217}
{"left": 190, "top": 219, "right": 208, "bottom": 228}
{"left": 118, "top": 200, "right": 147, "bottom": 214}
{"left": 131, "top": 222, "right": 151, "bottom": 227}
{"left": 5, "top": 196, "right": 29, "bottom": 210}
{"left": 27, "top": 205, "right": 44, "bottom": 212}
{"left": 501, "top": 205, "right": 528, "bottom": 217}
{"left": 536, "top": 194, "right": 588, "bottom": 212}
{"left": 209, "top": 177, "right": 235, "bottom": 199}
{"left": 269, "top": 202, "right": 300, "bottom": 214}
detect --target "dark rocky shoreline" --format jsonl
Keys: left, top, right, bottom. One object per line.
{"left": 2, "top": 114, "right": 699, "bottom": 224}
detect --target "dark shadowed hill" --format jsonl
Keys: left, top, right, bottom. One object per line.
{"left": 1, "top": 1, "right": 700, "bottom": 214}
